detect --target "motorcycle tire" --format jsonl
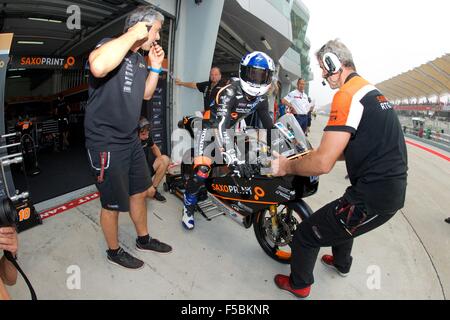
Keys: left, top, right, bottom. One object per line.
{"left": 252, "top": 201, "right": 313, "bottom": 264}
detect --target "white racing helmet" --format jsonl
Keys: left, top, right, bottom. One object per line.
{"left": 239, "top": 51, "right": 275, "bottom": 97}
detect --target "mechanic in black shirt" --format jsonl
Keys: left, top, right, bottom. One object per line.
{"left": 271, "top": 39, "right": 408, "bottom": 298}
{"left": 175, "top": 67, "right": 228, "bottom": 112}
{"left": 181, "top": 51, "right": 275, "bottom": 230}
{"left": 138, "top": 117, "right": 170, "bottom": 203}
{"left": 85, "top": 6, "right": 172, "bottom": 270}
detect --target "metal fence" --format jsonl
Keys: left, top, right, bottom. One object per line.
{"left": 403, "top": 126, "right": 450, "bottom": 150}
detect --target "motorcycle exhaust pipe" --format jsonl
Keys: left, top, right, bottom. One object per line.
{"left": 224, "top": 209, "right": 253, "bottom": 229}
{"left": 209, "top": 195, "right": 253, "bottom": 228}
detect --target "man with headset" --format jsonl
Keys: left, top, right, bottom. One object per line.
{"left": 271, "top": 39, "right": 408, "bottom": 298}
{"left": 85, "top": 6, "right": 172, "bottom": 270}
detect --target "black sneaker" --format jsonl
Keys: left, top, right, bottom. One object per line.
{"left": 107, "top": 248, "right": 144, "bottom": 270}
{"left": 154, "top": 190, "right": 167, "bottom": 203}
{"left": 136, "top": 238, "right": 172, "bottom": 254}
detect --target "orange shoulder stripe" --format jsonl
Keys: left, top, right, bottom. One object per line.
{"left": 328, "top": 91, "right": 352, "bottom": 127}
{"left": 341, "top": 76, "right": 369, "bottom": 97}
{"left": 327, "top": 76, "right": 369, "bottom": 127}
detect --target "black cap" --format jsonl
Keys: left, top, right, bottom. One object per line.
{"left": 139, "top": 117, "right": 150, "bottom": 130}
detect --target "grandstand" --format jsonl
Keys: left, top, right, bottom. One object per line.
{"left": 376, "top": 54, "right": 450, "bottom": 151}
{"left": 377, "top": 54, "right": 449, "bottom": 104}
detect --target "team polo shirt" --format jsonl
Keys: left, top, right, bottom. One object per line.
{"left": 196, "top": 79, "right": 227, "bottom": 112}
{"left": 85, "top": 38, "right": 149, "bottom": 151}
{"left": 325, "top": 73, "right": 408, "bottom": 213}
{"left": 283, "top": 89, "right": 310, "bottom": 115}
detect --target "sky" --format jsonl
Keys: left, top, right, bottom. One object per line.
{"left": 301, "top": 0, "right": 450, "bottom": 107}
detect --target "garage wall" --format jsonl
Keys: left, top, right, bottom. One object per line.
{"left": 6, "top": 78, "right": 32, "bottom": 98}
{"left": 145, "top": 0, "right": 177, "bottom": 16}
{"left": 172, "top": 0, "right": 225, "bottom": 129}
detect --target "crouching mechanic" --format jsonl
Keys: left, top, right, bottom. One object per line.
{"left": 138, "top": 117, "right": 170, "bottom": 202}
{"left": 0, "top": 227, "right": 18, "bottom": 300}
{"left": 182, "top": 51, "right": 275, "bottom": 230}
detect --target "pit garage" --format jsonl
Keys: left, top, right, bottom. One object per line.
{"left": 0, "top": 0, "right": 173, "bottom": 207}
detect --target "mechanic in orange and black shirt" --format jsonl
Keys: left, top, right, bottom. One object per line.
{"left": 271, "top": 39, "right": 408, "bottom": 298}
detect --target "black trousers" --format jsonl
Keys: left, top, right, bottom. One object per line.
{"left": 290, "top": 197, "right": 396, "bottom": 289}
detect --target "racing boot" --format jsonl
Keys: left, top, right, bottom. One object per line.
{"left": 182, "top": 193, "right": 196, "bottom": 230}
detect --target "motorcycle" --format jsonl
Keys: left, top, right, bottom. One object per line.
{"left": 165, "top": 114, "right": 318, "bottom": 264}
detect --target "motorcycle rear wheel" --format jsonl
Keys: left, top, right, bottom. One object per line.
{"left": 253, "top": 202, "right": 313, "bottom": 264}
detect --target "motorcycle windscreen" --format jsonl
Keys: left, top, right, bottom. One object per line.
{"left": 273, "top": 114, "right": 311, "bottom": 157}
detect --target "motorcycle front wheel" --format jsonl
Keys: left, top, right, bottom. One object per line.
{"left": 253, "top": 202, "right": 313, "bottom": 264}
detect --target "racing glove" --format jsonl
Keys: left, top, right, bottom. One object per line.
{"left": 231, "top": 162, "right": 256, "bottom": 179}
{"left": 223, "top": 149, "right": 256, "bottom": 179}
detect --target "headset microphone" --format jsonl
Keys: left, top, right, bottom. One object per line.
{"left": 321, "top": 70, "right": 333, "bottom": 86}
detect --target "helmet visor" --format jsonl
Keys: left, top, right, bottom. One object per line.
{"left": 240, "top": 65, "right": 273, "bottom": 85}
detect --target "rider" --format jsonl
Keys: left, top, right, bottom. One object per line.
{"left": 182, "top": 51, "right": 275, "bottom": 230}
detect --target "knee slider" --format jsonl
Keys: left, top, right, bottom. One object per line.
{"left": 194, "top": 164, "right": 211, "bottom": 181}
{"left": 192, "top": 156, "right": 212, "bottom": 181}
